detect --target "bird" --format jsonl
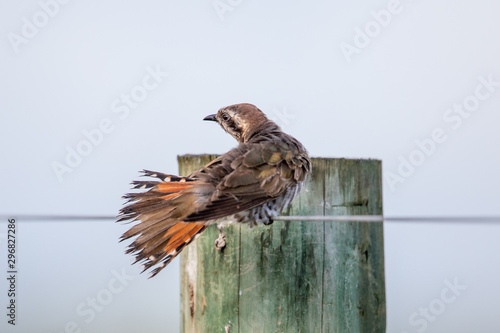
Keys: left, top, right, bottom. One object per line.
{"left": 118, "top": 103, "right": 311, "bottom": 277}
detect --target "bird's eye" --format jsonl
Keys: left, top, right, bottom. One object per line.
{"left": 222, "top": 113, "right": 231, "bottom": 122}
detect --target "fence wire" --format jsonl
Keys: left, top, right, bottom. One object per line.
{"left": 2, "top": 214, "right": 500, "bottom": 223}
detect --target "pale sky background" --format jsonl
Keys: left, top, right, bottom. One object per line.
{"left": 1, "top": 1, "right": 500, "bottom": 332}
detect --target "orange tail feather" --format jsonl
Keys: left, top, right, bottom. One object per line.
{"left": 118, "top": 170, "right": 206, "bottom": 277}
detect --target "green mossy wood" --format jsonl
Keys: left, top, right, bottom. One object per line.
{"left": 179, "top": 155, "right": 385, "bottom": 333}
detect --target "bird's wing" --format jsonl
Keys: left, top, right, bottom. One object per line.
{"left": 184, "top": 137, "right": 310, "bottom": 222}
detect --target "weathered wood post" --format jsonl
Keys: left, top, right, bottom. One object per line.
{"left": 179, "top": 155, "right": 385, "bottom": 333}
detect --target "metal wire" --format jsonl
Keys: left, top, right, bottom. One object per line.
{"left": 275, "top": 216, "right": 500, "bottom": 223}
{"left": 1, "top": 214, "right": 500, "bottom": 223}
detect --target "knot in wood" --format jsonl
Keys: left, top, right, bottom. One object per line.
{"left": 214, "top": 233, "right": 226, "bottom": 250}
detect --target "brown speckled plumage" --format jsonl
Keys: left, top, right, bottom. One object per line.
{"left": 118, "top": 103, "right": 311, "bottom": 277}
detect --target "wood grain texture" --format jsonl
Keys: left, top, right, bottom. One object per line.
{"left": 179, "top": 155, "right": 240, "bottom": 333}
{"left": 179, "top": 155, "right": 385, "bottom": 333}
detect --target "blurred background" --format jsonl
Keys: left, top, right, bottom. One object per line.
{"left": 1, "top": 0, "right": 499, "bottom": 332}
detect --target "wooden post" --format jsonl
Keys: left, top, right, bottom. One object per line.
{"left": 179, "top": 156, "right": 385, "bottom": 333}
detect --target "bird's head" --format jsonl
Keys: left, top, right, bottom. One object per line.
{"left": 204, "top": 103, "right": 274, "bottom": 143}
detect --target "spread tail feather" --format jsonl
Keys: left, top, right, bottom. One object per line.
{"left": 118, "top": 170, "right": 207, "bottom": 277}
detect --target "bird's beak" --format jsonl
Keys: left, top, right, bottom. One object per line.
{"left": 203, "top": 114, "right": 217, "bottom": 122}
